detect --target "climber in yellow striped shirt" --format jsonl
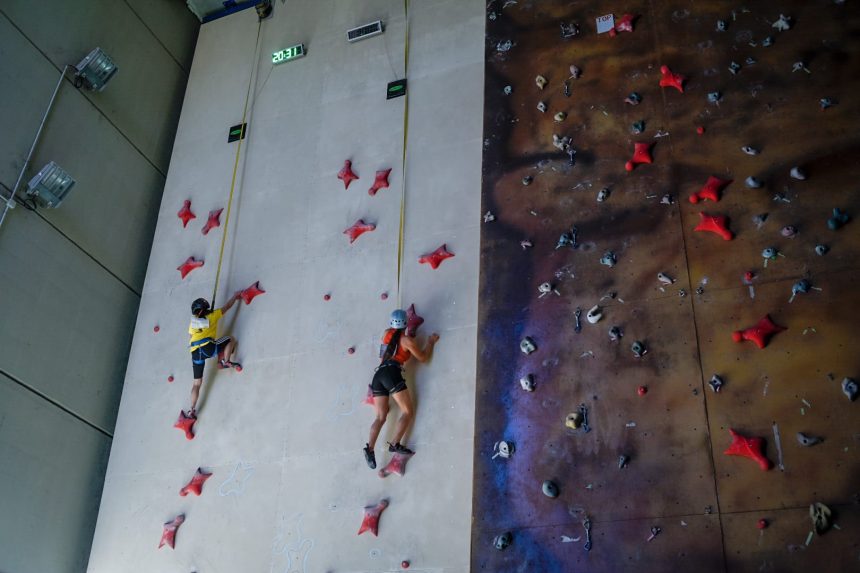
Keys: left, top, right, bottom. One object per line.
{"left": 187, "top": 294, "right": 241, "bottom": 417}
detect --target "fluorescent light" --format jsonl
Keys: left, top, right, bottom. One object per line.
{"left": 25, "top": 162, "right": 75, "bottom": 208}
{"left": 74, "top": 48, "right": 118, "bottom": 92}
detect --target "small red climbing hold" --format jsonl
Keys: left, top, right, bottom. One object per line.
{"left": 696, "top": 126, "right": 705, "bottom": 135}
{"left": 368, "top": 168, "right": 392, "bottom": 196}
{"left": 337, "top": 159, "right": 359, "bottom": 189}
{"left": 690, "top": 176, "right": 732, "bottom": 204}
{"left": 406, "top": 304, "right": 424, "bottom": 337}
{"left": 174, "top": 410, "right": 196, "bottom": 440}
{"left": 323, "top": 293, "right": 331, "bottom": 301}
{"left": 347, "top": 346, "right": 355, "bottom": 354}
{"left": 659, "top": 65, "right": 686, "bottom": 93}
{"left": 419, "top": 244, "right": 455, "bottom": 269}
{"left": 159, "top": 514, "right": 185, "bottom": 549}
{"left": 732, "top": 315, "right": 786, "bottom": 349}
{"left": 757, "top": 518, "right": 768, "bottom": 530}
{"left": 178, "top": 200, "right": 196, "bottom": 228}
{"left": 154, "top": 325, "right": 160, "bottom": 333}
{"left": 364, "top": 384, "right": 374, "bottom": 405}
{"left": 637, "top": 385, "right": 647, "bottom": 396}
{"left": 177, "top": 257, "right": 204, "bottom": 279}
{"left": 694, "top": 212, "right": 733, "bottom": 241}
{"left": 238, "top": 281, "right": 266, "bottom": 305}
{"left": 625, "top": 142, "right": 654, "bottom": 171}
{"left": 357, "top": 499, "right": 389, "bottom": 536}
{"left": 180, "top": 467, "right": 213, "bottom": 497}
{"left": 380, "top": 292, "right": 388, "bottom": 300}
{"left": 167, "top": 375, "right": 174, "bottom": 383}
{"left": 742, "top": 271, "right": 756, "bottom": 285}
{"left": 614, "top": 13, "right": 637, "bottom": 33}
{"left": 724, "top": 429, "right": 772, "bottom": 471}
{"left": 344, "top": 219, "right": 376, "bottom": 243}
{"left": 401, "top": 560, "right": 410, "bottom": 569}
{"left": 201, "top": 208, "right": 223, "bottom": 236}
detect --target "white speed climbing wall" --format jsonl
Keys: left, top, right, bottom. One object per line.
{"left": 87, "top": 1, "right": 484, "bottom": 571}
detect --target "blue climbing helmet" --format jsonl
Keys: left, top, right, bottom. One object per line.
{"left": 191, "top": 298, "right": 210, "bottom": 317}
{"left": 389, "top": 309, "right": 407, "bottom": 329}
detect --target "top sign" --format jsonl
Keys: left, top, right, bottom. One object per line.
{"left": 596, "top": 14, "right": 615, "bottom": 34}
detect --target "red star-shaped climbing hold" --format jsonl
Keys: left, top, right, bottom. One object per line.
{"left": 238, "top": 281, "right": 265, "bottom": 305}
{"left": 378, "top": 451, "right": 415, "bottom": 478}
{"left": 690, "top": 176, "right": 732, "bottom": 204}
{"left": 202, "top": 208, "right": 223, "bottom": 236}
{"left": 625, "top": 142, "right": 654, "bottom": 171}
{"left": 338, "top": 159, "right": 359, "bottom": 189}
{"left": 180, "top": 467, "right": 213, "bottom": 496}
{"left": 344, "top": 219, "right": 376, "bottom": 244}
{"left": 615, "top": 13, "right": 637, "bottom": 33}
{"left": 732, "top": 315, "right": 786, "bottom": 349}
{"left": 158, "top": 514, "right": 185, "bottom": 549}
{"left": 178, "top": 200, "right": 196, "bottom": 228}
{"left": 694, "top": 212, "right": 733, "bottom": 240}
{"left": 406, "top": 303, "right": 424, "bottom": 337}
{"left": 659, "top": 65, "right": 686, "bottom": 93}
{"left": 174, "top": 410, "right": 197, "bottom": 440}
{"left": 357, "top": 499, "right": 389, "bottom": 536}
{"left": 369, "top": 168, "right": 392, "bottom": 196}
{"left": 419, "top": 244, "right": 455, "bottom": 269}
{"left": 724, "top": 429, "right": 772, "bottom": 471}
{"left": 177, "top": 257, "right": 204, "bottom": 279}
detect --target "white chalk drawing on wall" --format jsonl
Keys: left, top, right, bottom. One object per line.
{"left": 330, "top": 380, "right": 368, "bottom": 419}
{"left": 271, "top": 513, "right": 315, "bottom": 573}
{"left": 218, "top": 461, "right": 255, "bottom": 496}
{"left": 308, "top": 318, "right": 344, "bottom": 345}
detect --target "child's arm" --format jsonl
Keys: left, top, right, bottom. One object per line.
{"left": 219, "top": 292, "right": 241, "bottom": 314}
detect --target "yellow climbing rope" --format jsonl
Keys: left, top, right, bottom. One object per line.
{"left": 395, "top": 0, "right": 411, "bottom": 307}
{"left": 211, "top": 21, "right": 263, "bottom": 304}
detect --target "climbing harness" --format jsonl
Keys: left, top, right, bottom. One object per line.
{"left": 211, "top": 21, "right": 264, "bottom": 304}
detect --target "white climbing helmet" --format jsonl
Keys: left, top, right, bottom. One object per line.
{"left": 390, "top": 309, "right": 407, "bottom": 329}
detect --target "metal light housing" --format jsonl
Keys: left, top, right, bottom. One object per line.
{"left": 25, "top": 162, "right": 75, "bottom": 208}
{"left": 74, "top": 47, "right": 118, "bottom": 92}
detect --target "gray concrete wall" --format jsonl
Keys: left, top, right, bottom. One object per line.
{"left": 88, "top": 0, "right": 484, "bottom": 571}
{"left": 0, "top": 1, "right": 198, "bottom": 571}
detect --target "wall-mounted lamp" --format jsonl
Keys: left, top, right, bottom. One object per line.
{"left": 25, "top": 162, "right": 76, "bottom": 208}
{"left": 74, "top": 47, "right": 118, "bottom": 92}
{"left": 255, "top": 1, "right": 273, "bottom": 20}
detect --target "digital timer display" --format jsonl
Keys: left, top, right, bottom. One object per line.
{"left": 272, "top": 43, "right": 305, "bottom": 64}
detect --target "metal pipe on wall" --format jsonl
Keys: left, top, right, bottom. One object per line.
{"left": 0, "top": 64, "right": 71, "bottom": 232}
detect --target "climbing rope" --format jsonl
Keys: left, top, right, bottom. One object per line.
{"left": 211, "top": 21, "right": 263, "bottom": 304}
{"left": 395, "top": 0, "right": 411, "bottom": 307}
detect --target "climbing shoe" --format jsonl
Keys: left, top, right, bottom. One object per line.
{"left": 219, "top": 359, "right": 242, "bottom": 372}
{"left": 363, "top": 444, "right": 377, "bottom": 469}
{"left": 388, "top": 442, "right": 415, "bottom": 455}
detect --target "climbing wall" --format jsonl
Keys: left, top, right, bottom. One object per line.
{"left": 87, "top": 1, "right": 485, "bottom": 572}
{"left": 474, "top": 1, "right": 860, "bottom": 571}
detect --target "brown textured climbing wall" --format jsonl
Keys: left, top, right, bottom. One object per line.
{"left": 474, "top": 1, "right": 860, "bottom": 571}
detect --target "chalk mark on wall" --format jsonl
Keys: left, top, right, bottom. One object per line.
{"left": 218, "top": 461, "right": 255, "bottom": 496}
{"left": 271, "top": 513, "right": 315, "bottom": 573}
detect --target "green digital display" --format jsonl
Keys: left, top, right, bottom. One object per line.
{"left": 272, "top": 43, "right": 305, "bottom": 64}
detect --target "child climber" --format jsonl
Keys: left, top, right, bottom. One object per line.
{"left": 363, "top": 309, "right": 439, "bottom": 469}
{"left": 186, "top": 294, "right": 242, "bottom": 419}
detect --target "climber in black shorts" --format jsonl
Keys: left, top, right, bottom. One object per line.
{"left": 363, "top": 309, "right": 439, "bottom": 469}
